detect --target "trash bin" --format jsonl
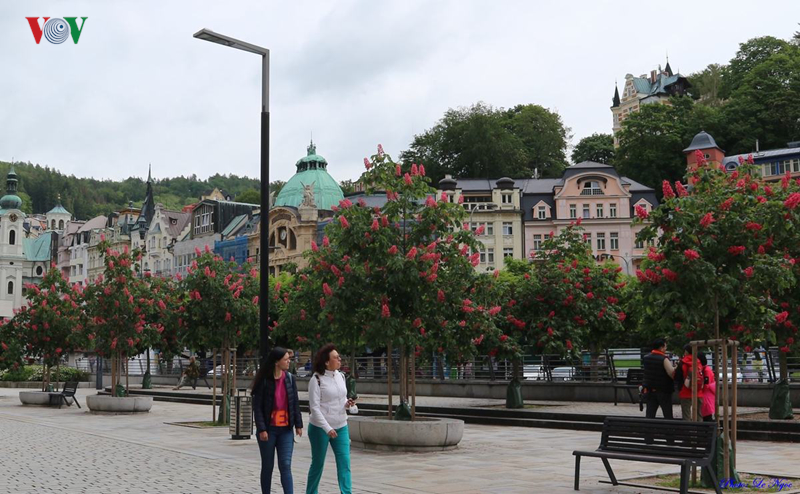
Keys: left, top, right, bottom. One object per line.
{"left": 230, "top": 388, "right": 253, "bottom": 440}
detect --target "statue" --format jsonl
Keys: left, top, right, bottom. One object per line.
{"left": 301, "top": 182, "right": 316, "bottom": 208}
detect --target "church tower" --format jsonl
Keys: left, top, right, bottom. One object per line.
{"left": 46, "top": 195, "right": 72, "bottom": 232}
{"left": 0, "top": 167, "right": 26, "bottom": 318}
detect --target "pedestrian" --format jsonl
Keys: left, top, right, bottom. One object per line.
{"left": 252, "top": 347, "right": 303, "bottom": 494}
{"left": 174, "top": 356, "right": 200, "bottom": 390}
{"left": 642, "top": 338, "right": 675, "bottom": 419}
{"left": 287, "top": 349, "right": 298, "bottom": 377}
{"left": 697, "top": 353, "right": 715, "bottom": 422}
{"left": 677, "top": 344, "right": 705, "bottom": 421}
{"left": 306, "top": 344, "right": 356, "bottom": 494}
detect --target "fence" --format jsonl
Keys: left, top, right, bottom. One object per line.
{"left": 68, "top": 348, "right": 799, "bottom": 384}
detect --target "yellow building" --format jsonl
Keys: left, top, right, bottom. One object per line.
{"left": 437, "top": 176, "right": 525, "bottom": 272}
{"left": 611, "top": 61, "right": 690, "bottom": 146}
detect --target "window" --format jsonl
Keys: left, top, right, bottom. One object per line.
{"left": 584, "top": 232, "right": 592, "bottom": 246}
{"left": 486, "top": 223, "right": 493, "bottom": 235}
{"left": 609, "top": 204, "right": 617, "bottom": 218}
{"left": 36, "top": 266, "right": 43, "bottom": 276}
{"left": 537, "top": 206, "right": 546, "bottom": 220}
{"left": 479, "top": 249, "right": 486, "bottom": 264}
{"left": 582, "top": 205, "right": 590, "bottom": 219}
{"left": 487, "top": 248, "right": 495, "bottom": 264}
{"left": 503, "top": 248, "right": 514, "bottom": 258}
{"left": 581, "top": 181, "right": 603, "bottom": 195}
{"left": 502, "top": 222, "right": 513, "bottom": 235}
{"left": 634, "top": 238, "right": 643, "bottom": 249}
{"left": 610, "top": 232, "right": 619, "bottom": 250}
{"left": 51, "top": 220, "right": 56, "bottom": 230}
{"left": 569, "top": 205, "right": 577, "bottom": 219}
{"left": 597, "top": 233, "right": 606, "bottom": 250}
{"left": 8, "top": 230, "right": 15, "bottom": 245}
{"left": 7, "top": 281, "right": 12, "bottom": 295}
{"left": 533, "top": 234, "right": 542, "bottom": 250}
{"left": 59, "top": 220, "right": 64, "bottom": 229}
{"left": 501, "top": 193, "right": 512, "bottom": 205}
{"left": 794, "top": 159, "right": 800, "bottom": 173}
{"left": 596, "top": 204, "right": 604, "bottom": 218}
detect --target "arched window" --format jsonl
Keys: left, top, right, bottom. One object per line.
{"left": 7, "top": 281, "right": 13, "bottom": 295}
{"left": 58, "top": 220, "right": 64, "bottom": 229}
{"left": 9, "top": 230, "right": 16, "bottom": 245}
{"left": 51, "top": 220, "right": 56, "bottom": 230}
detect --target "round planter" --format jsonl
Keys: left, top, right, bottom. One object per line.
{"left": 19, "top": 391, "right": 57, "bottom": 406}
{"left": 86, "top": 395, "right": 153, "bottom": 414}
{"left": 347, "top": 416, "right": 464, "bottom": 452}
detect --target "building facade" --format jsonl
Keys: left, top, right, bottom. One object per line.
{"left": 611, "top": 61, "right": 690, "bottom": 145}
{"left": 0, "top": 168, "right": 26, "bottom": 318}
{"left": 437, "top": 177, "right": 525, "bottom": 272}
{"left": 522, "top": 162, "right": 657, "bottom": 274}
{"left": 684, "top": 131, "right": 800, "bottom": 183}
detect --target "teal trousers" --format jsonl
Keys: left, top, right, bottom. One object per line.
{"left": 306, "top": 423, "right": 352, "bottom": 494}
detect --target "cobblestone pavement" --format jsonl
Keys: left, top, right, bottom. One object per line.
{"left": 1, "top": 388, "right": 798, "bottom": 494}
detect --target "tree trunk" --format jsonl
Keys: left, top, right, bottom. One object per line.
{"left": 125, "top": 357, "right": 129, "bottom": 396}
{"left": 42, "top": 364, "right": 49, "bottom": 392}
{"left": 56, "top": 362, "right": 61, "bottom": 392}
{"left": 779, "top": 352, "right": 789, "bottom": 382}
{"left": 387, "top": 343, "right": 393, "bottom": 419}
{"left": 411, "top": 351, "right": 416, "bottom": 420}
{"left": 212, "top": 350, "right": 217, "bottom": 423}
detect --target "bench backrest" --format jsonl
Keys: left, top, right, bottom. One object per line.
{"left": 626, "top": 368, "right": 645, "bottom": 385}
{"left": 62, "top": 381, "right": 78, "bottom": 395}
{"left": 600, "top": 417, "right": 715, "bottom": 460}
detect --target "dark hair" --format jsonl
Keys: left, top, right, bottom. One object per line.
{"left": 683, "top": 343, "right": 694, "bottom": 354}
{"left": 251, "top": 347, "right": 288, "bottom": 393}
{"left": 697, "top": 353, "right": 708, "bottom": 367}
{"left": 313, "top": 344, "right": 337, "bottom": 376}
{"left": 650, "top": 338, "right": 666, "bottom": 350}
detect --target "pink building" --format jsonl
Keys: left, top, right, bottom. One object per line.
{"left": 522, "top": 161, "right": 658, "bottom": 274}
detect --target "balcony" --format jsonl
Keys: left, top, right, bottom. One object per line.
{"left": 580, "top": 188, "right": 604, "bottom": 196}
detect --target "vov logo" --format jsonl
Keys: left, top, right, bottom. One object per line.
{"left": 25, "top": 17, "right": 88, "bottom": 45}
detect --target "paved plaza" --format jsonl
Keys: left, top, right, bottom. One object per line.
{"left": 1, "top": 388, "right": 798, "bottom": 494}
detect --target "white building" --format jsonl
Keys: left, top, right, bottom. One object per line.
{"left": 0, "top": 168, "right": 26, "bottom": 318}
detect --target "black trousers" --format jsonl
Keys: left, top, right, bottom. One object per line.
{"left": 645, "top": 391, "right": 673, "bottom": 419}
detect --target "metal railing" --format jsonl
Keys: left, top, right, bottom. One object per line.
{"left": 66, "top": 349, "right": 800, "bottom": 384}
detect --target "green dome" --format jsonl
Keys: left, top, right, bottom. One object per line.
{"left": 275, "top": 142, "right": 344, "bottom": 211}
{"left": 0, "top": 166, "right": 22, "bottom": 211}
{"left": 0, "top": 194, "right": 22, "bottom": 210}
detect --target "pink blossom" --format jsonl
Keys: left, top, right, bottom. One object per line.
{"left": 744, "top": 267, "right": 754, "bottom": 278}
{"left": 339, "top": 215, "right": 350, "bottom": 228}
{"left": 323, "top": 283, "right": 333, "bottom": 297}
{"left": 784, "top": 193, "right": 800, "bottom": 210}
{"left": 371, "top": 219, "right": 379, "bottom": 231}
{"left": 381, "top": 303, "right": 390, "bottom": 318}
{"left": 684, "top": 249, "right": 700, "bottom": 261}
{"left": 411, "top": 163, "right": 419, "bottom": 176}
{"left": 662, "top": 180, "right": 675, "bottom": 199}
{"left": 404, "top": 173, "right": 413, "bottom": 186}
{"left": 728, "top": 246, "right": 745, "bottom": 256}
{"left": 700, "top": 212, "right": 715, "bottom": 228}
{"left": 323, "top": 236, "right": 330, "bottom": 248}
{"left": 635, "top": 205, "right": 649, "bottom": 220}
{"left": 388, "top": 245, "right": 398, "bottom": 255}
{"left": 406, "top": 247, "right": 418, "bottom": 259}
{"left": 425, "top": 195, "right": 436, "bottom": 207}
{"left": 475, "top": 225, "right": 485, "bottom": 235}
{"left": 364, "top": 158, "right": 371, "bottom": 170}
{"left": 419, "top": 165, "right": 426, "bottom": 176}
{"left": 437, "top": 290, "right": 445, "bottom": 303}
{"left": 776, "top": 311, "right": 789, "bottom": 324}
{"left": 395, "top": 164, "right": 401, "bottom": 176}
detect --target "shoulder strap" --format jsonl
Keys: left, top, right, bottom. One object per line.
{"left": 314, "top": 373, "right": 321, "bottom": 386}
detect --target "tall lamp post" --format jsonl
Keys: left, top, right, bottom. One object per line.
{"left": 193, "top": 28, "right": 271, "bottom": 361}
{"left": 599, "top": 253, "right": 630, "bottom": 275}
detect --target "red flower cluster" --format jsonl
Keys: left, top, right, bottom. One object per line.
{"left": 684, "top": 249, "right": 700, "bottom": 261}
{"left": 727, "top": 246, "right": 746, "bottom": 256}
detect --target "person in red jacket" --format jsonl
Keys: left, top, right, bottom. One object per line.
{"left": 677, "top": 344, "right": 705, "bottom": 421}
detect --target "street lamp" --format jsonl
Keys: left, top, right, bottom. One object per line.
{"left": 193, "top": 28, "right": 270, "bottom": 361}
{"left": 600, "top": 253, "right": 630, "bottom": 275}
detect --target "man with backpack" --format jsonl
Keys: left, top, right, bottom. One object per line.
{"left": 642, "top": 338, "right": 676, "bottom": 419}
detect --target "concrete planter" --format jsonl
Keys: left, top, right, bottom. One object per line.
{"left": 86, "top": 395, "right": 153, "bottom": 414}
{"left": 19, "top": 391, "right": 57, "bottom": 406}
{"left": 348, "top": 416, "right": 464, "bottom": 452}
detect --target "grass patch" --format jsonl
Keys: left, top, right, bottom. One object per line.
{"left": 637, "top": 472, "right": 799, "bottom": 492}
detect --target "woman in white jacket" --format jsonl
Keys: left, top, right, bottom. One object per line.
{"left": 306, "top": 344, "right": 355, "bottom": 494}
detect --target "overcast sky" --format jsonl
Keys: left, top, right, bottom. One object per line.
{"left": 1, "top": 1, "right": 798, "bottom": 185}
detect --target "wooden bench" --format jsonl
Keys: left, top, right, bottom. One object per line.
{"left": 613, "top": 368, "right": 644, "bottom": 406}
{"left": 54, "top": 381, "right": 81, "bottom": 409}
{"left": 573, "top": 417, "right": 720, "bottom": 494}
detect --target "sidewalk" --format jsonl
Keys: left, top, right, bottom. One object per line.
{"left": 1, "top": 388, "right": 798, "bottom": 493}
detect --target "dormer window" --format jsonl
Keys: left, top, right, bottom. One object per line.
{"left": 581, "top": 181, "right": 603, "bottom": 196}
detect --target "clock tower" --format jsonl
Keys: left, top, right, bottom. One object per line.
{"left": 0, "top": 167, "right": 26, "bottom": 318}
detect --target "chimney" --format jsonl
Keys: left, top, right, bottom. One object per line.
{"left": 650, "top": 70, "right": 657, "bottom": 83}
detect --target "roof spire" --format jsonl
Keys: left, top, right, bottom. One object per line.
{"left": 307, "top": 138, "right": 316, "bottom": 156}
{"left": 665, "top": 53, "right": 674, "bottom": 76}
{"left": 147, "top": 163, "right": 152, "bottom": 183}
{"left": 612, "top": 83, "right": 620, "bottom": 107}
